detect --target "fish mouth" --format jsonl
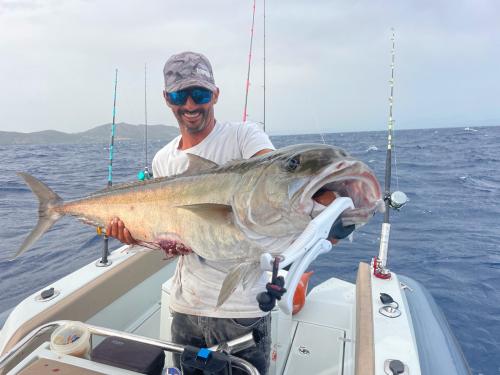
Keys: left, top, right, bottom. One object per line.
{"left": 296, "top": 159, "right": 383, "bottom": 225}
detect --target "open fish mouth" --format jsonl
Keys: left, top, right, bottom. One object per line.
{"left": 297, "top": 159, "right": 383, "bottom": 225}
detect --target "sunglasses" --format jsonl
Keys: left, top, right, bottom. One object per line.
{"left": 166, "top": 87, "right": 213, "bottom": 106}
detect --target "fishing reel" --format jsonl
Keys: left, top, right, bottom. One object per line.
{"left": 387, "top": 191, "right": 408, "bottom": 210}
{"left": 137, "top": 167, "right": 152, "bottom": 181}
{"left": 257, "top": 257, "right": 286, "bottom": 312}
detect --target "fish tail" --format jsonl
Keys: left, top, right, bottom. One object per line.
{"left": 13, "top": 172, "right": 64, "bottom": 259}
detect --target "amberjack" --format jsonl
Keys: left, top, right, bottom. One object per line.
{"left": 16, "top": 144, "right": 383, "bottom": 306}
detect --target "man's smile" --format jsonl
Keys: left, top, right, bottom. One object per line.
{"left": 182, "top": 110, "right": 202, "bottom": 121}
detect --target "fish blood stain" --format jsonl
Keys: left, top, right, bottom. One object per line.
{"left": 158, "top": 239, "right": 192, "bottom": 257}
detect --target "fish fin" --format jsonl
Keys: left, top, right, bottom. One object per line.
{"left": 91, "top": 178, "right": 154, "bottom": 196}
{"left": 135, "top": 241, "right": 161, "bottom": 251}
{"left": 184, "top": 154, "right": 219, "bottom": 173}
{"left": 217, "top": 261, "right": 260, "bottom": 308}
{"left": 177, "top": 204, "right": 233, "bottom": 225}
{"left": 241, "top": 263, "right": 263, "bottom": 290}
{"left": 13, "top": 173, "right": 63, "bottom": 259}
{"left": 120, "top": 243, "right": 158, "bottom": 254}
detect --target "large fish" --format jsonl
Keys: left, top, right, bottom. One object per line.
{"left": 16, "top": 144, "right": 383, "bottom": 306}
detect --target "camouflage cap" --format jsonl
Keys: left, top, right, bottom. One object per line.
{"left": 163, "top": 51, "right": 217, "bottom": 93}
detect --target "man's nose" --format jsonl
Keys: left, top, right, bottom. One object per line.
{"left": 183, "top": 96, "right": 198, "bottom": 109}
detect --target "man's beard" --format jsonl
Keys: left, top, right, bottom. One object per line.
{"left": 178, "top": 108, "right": 210, "bottom": 134}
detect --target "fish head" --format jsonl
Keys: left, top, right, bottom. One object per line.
{"left": 232, "top": 144, "right": 383, "bottom": 239}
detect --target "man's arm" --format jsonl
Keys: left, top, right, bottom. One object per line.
{"left": 252, "top": 149, "right": 274, "bottom": 157}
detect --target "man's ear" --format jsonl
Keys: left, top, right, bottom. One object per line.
{"left": 212, "top": 88, "right": 220, "bottom": 104}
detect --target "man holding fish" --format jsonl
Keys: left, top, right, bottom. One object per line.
{"left": 16, "top": 52, "right": 381, "bottom": 374}
{"left": 108, "top": 51, "right": 275, "bottom": 374}
{"left": 106, "top": 52, "right": 338, "bottom": 374}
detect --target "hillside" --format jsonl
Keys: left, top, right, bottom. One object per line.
{"left": 0, "top": 123, "right": 179, "bottom": 145}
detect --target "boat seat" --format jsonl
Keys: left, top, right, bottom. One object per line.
{"left": 355, "top": 262, "right": 375, "bottom": 375}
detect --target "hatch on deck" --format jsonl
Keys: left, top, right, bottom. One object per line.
{"left": 283, "top": 322, "right": 345, "bottom": 375}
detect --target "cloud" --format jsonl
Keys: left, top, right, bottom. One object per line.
{"left": 0, "top": 0, "right": 498, "bottom": 134}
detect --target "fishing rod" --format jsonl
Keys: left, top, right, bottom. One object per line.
{"left": 138, "top": 64, "right": 152, "bottom": 181}
{"left": 263, "top": 0, "right": 266, "bottom": 131}
{"left": 97, "top": 69, "right": 119, "bottom": 267}
{"left": 108, "top": 69, "right": 118, "bottom": 188}
{"left": 242, "top": 0, "right": 256, "bottom": 122}
{"left": 374, "top": 29, "right": 408, "bottom": 279}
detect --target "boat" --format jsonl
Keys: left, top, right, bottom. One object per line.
{"left": 0, "top": 25, "right": 471, "bottom": 375}
{"left": 0, "top": 193, "right": 471, "bottom": 374}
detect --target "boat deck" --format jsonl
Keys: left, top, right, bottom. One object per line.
{"left": 128, "top": 302, "right": 162, "bottom": 339}
{"left": 0, "top": 245, "right": 470, "bottom": 375}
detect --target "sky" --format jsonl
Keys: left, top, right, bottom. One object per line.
{"left": 0, "top": 0, "right": 499, "bottom": 135}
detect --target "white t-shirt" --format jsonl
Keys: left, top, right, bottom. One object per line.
{"left": 152, "top": 121, "right": 275, "bottom": 318}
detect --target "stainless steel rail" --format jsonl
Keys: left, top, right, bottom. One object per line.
{"left": 0, "top": 320, "right": 260, "bottom": 375}
{"left": 209, "top": 332, "right": 255, "bottom": 354}
{"left": 0, "top": 320, "right": 66, "bottom": 370}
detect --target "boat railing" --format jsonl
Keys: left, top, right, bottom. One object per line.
{"left": 260, "top": 197, "right": 354, "bottom": 314}
{"left": 0, "top": 320, "right": 260, "bottom": 375}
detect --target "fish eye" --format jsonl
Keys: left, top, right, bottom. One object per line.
{"left": 285, "top": 157, "right": 300, "bottom": 172}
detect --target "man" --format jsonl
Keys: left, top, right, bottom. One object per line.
{"left": 108, "top": 51, "right": 274, "bottom": 374}
{"left": 108, "top": 51, "right": 339, "bottom": 374}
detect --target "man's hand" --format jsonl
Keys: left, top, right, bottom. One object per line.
{"left": 312, "top": 190, "right": 340, "bottom": 244}
{"left": 312, "top": 190, "right": 337, "bottom": 206}
{"left": 106, "top": 217, "right": 137, "bottom": 245}
{"left": 251, "top": 148, "right": 274, "bottom": 157}
{"left": 105, "top": 217, "right": 194, "bottom": 257}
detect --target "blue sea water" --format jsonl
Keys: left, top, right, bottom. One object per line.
{"left": 0, "top": 126, "right": 499, "bottom": 374}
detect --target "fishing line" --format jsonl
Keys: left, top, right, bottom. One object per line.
{"left": 305, "top": 92, "right": 324, "bottom": 144}
{"left": 383, "top": 28, "right": 396, "bottom": 224}
{"left": 387, "top": 30, "right": 400, "bottom": 192}
{"left": 319, "top": 133, "right": 326, "bottom": 145}
{"left": 393, "top": 132, "right": 400, "bottom": 191}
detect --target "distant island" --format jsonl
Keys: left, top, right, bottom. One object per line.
{"left": 0, "top": 123, "right": 179, "bottom": 145}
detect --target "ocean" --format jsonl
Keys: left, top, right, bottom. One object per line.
{"left": 0, "top": 125, "right": 499, "bottom": 374}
